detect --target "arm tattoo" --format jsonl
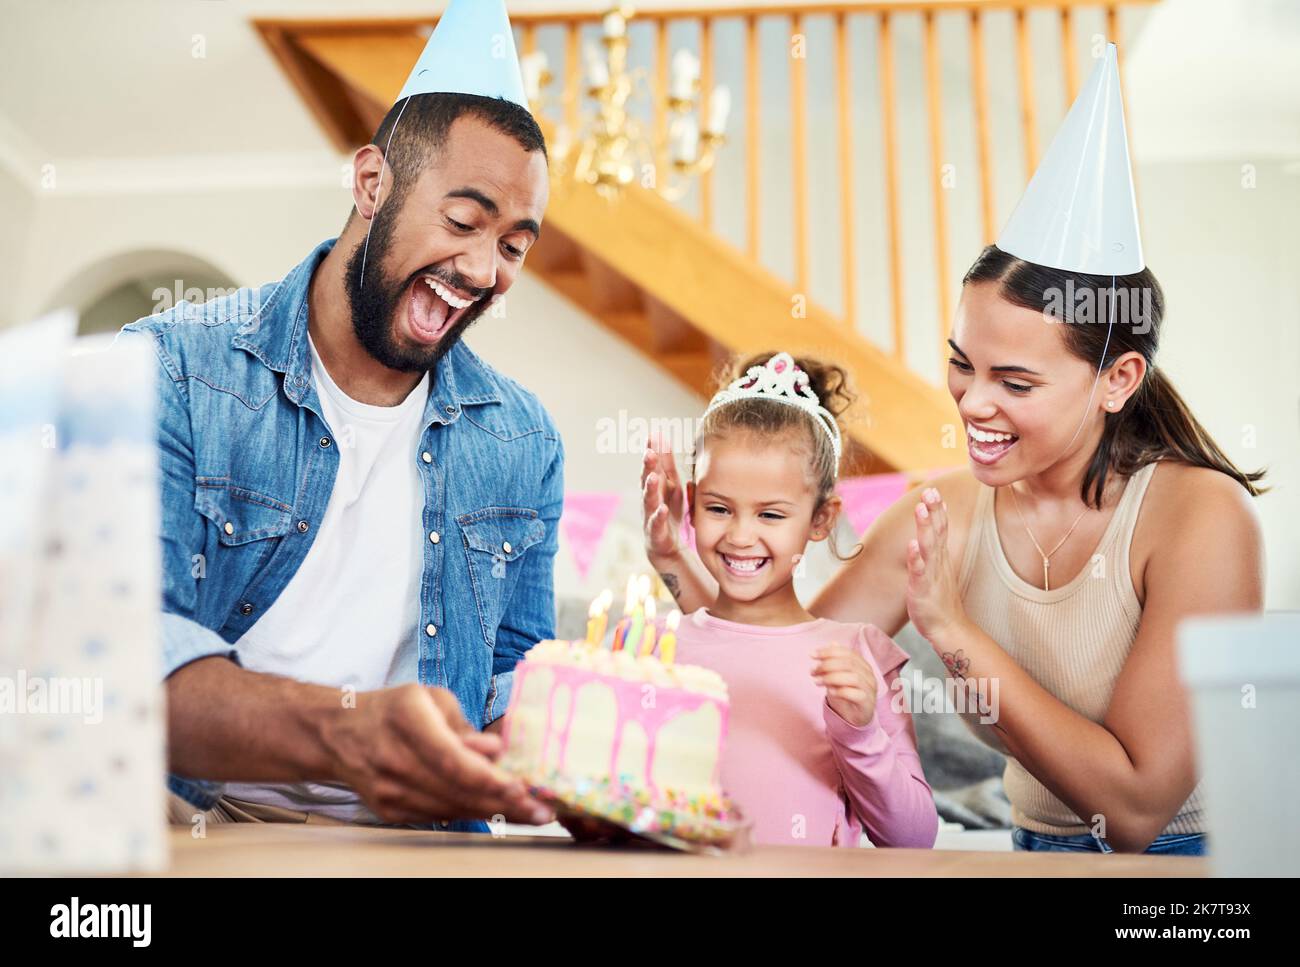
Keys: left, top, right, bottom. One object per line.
{"left": 941, "top": 649, "right": 971, "bottom": 680}
{"left": 658, "top": 572, "right": 682, "bottom": 602}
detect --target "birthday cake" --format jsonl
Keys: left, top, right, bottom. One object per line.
{"left": 499, "top": 638, "right": 740, "bottom": 845}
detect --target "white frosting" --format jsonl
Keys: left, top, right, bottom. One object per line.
{"left": 525, "top": 639, "right": 728, "bottom": 699}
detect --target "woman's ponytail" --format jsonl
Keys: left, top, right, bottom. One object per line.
{"left": 1088, "top": 365, "right": 1266, "bottom": 506}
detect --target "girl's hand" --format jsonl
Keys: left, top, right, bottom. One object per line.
{"left": 641, "top": 432, "right": 686, "bottom": 563}
{"left": 812, "top": 643, "right": 879, "bottom": 728}
{"left": 906, "top": 487, "right": 970, "bottom": 646}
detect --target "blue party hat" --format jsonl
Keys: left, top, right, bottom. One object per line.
{"left": 396, "top": 0, "right": 529, "bottom": 109}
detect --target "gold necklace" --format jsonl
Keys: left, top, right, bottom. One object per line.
{"left": 1005, "top": 486, "right": 1092, "bottom": 591}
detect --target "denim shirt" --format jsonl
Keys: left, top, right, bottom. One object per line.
{"left": 119, "top": 238, "right": 564, "bottom": 810}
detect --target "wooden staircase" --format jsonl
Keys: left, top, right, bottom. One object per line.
{"left": 255, "top": 16, "right": 961, "bottom": 475}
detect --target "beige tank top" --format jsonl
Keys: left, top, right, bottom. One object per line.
{"left": 956, "top": 460, "right": 1205, "bottom": 836}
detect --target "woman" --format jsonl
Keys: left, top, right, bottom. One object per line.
{"left": 641, "top": 241, "right": 1266, "bottom": 854}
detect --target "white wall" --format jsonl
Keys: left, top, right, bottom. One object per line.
{"left": 0, "top": 164, "right": 36, "bottom": 326}
{"left": 1137, "top": 159, "right": 1300, "bottom": 607}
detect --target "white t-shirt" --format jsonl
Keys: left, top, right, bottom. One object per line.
{"left": 224, "top": 335, "right": 428, "bottom": 821}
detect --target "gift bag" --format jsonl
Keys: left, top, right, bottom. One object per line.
{"left": 0, "top": 311, "right": 167, "bottom": 872}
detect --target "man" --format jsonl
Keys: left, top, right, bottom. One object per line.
{"left": 120, "top": 1, "right": 558, "bottom": 829}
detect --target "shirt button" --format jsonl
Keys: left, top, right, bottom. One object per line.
{"left": 319, "top": 436, "right": 331, "bottom": 449}
{"left": 223, "top": 522, "right": 234, "bottom": 536}
{"left": 502, "top": 541, "right": 512, "bottom": 553}
{"left": 429, "top": 531, "right": 440, "bottom": 544}
{"left": 425, "top": 624, "right": 437, "bottom": 637}
{"left": 297, "top": 520, "right": 310, "bottom": 533}
{"left": 239, "top": 603, "right": 254, "bottom": 616}
{"left": 444, "top": 404, "right": 456, "bottom": 415}
{"left": 421, "top": 451, "right": 432, "bottom": 464}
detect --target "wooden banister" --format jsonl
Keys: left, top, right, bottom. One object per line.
{"left": 791, "top": 13, "right": 809, "bottom": 299}
{"left": 745, "top": 14, "right": 760, "bottom": 262}
{"left": 1015, "top": 8, "right": 1038, "bottom": 178}
{"left": 923, "top": 9, "right": 952, "bottom": 375}
{"left": 699, "top": 17, "right": 715, "bottom": 229}
{"left": 877, "top": 11, "right": 905, "bottom": 364}
{"left": 969, "top": 8, "right": 996, "bottom": 245}
{"left": 834, "top": 12, "right": 855, "bottom": 332}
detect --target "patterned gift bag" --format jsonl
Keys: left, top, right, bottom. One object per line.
{"left": 0, "top": 312, "right": 167, "bottom": 872}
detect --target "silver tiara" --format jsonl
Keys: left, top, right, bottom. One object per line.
{"left": 703, "top": 352, "right": 843, "bottom": 465}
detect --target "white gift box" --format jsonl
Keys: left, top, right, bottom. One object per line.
{"left": 0, "top": 312, "right": 167, "bottom": 873}
{"left": 1178, "top": 611, "right": 1300, "bottom": 877}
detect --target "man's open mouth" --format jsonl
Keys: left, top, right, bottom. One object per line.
{"left": 406, "top": 273, "right": 482, "bottom": 343}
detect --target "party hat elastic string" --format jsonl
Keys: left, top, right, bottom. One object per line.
{"left": 356, "top": 95, "right": 411, "bottom": 293}
{"left": 1056, "top": 274, "right": 1118, "bottom": 461}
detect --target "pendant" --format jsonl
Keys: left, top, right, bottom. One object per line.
{"left": 1042, "top": 559, "right": 1051, "bottom": 591}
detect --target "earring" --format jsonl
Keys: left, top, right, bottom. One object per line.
{"left": 1106, "top": 400, "right": 1116, "bottom": 410}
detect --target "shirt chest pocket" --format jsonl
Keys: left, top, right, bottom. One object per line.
{"left": 457, "top": 507, "right": 546, "bottom": 649}
{"left": 194, "top": 479, "right": 294, "bottom": 574}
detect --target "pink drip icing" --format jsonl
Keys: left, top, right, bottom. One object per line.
{"left": 556, "top": 673, "right": 580, "bottom": 764}
{"left": 511, "top": 661, "right": 727, "bottom": 799}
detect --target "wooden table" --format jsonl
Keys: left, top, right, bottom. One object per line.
{"left": 155, "top": 825, "right": 1207, "bottom": 877}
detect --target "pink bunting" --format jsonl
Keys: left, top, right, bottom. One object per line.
{"left": 560, "top": 492, "right": 623, "bottom": 583}
{"left": 836, "top": 473, "right": 910, "bottom": 536}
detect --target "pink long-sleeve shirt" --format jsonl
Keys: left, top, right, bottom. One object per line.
{"left": 674, "top": 608, "right": 938, "bottom": 848}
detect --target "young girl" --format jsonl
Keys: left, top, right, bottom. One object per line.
{"left": 644, "top": 351, "right": 937, "bottom": 849}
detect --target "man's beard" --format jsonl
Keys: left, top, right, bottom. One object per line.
{"left": 342, "top": 213, "right": 491, "bottom": 373}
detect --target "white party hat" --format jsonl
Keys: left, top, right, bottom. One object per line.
{"left": 997, "top": 43, "right": 1144, "bottom": 275}
{"left": 395, "top": 0, "right": 529, "bottom": 110}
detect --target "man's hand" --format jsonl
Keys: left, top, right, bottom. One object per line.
{"left": 323, "top": 683, "right": 553, "bottom": 826}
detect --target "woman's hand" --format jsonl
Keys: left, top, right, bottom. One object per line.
{"left": 641, "top": 432, "right": 686, "bottom": 563}
{"left": 639, "top": 432, "right": 719, "bottom": 611}
{"left": 906, "top": 487, "right": 971, "bottom": 647}
{"left": 811, "top": 643, "right": 879, "bottom": 727}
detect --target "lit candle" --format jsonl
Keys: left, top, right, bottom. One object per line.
{"left": 612, "top": 575, "right": 637, "bottom": 650}
{"left": 706, "top": 85, "right": 731, "bottom": 135}
{"left": 671, "top": 49, "right": 699, "bottom": 101}
{"left": 585, "top": 42, "right": 610, "bottom": 90}
{"left": 659, "top": 609, "right": 681, "bottom": 664}
{"left": 625, "top": 593, "right": 646, "bottom": 655}
{"left": 639, "top": 596, "right": 657, "bottom": 656}
{"left": 603, "top": 11, "right": 626, "bottom": 40}
{"left": 585, "top": 588, "right": 612, "bottom": 647}
{"left": 593, "top": 588, "right": 612, "bottom": 646}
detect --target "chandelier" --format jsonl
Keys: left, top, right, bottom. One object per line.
{"left": 520, "top": 5, "right": 731, "bottom": 201}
